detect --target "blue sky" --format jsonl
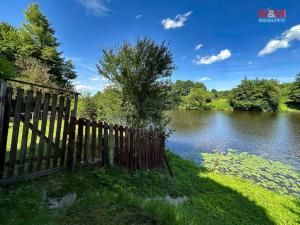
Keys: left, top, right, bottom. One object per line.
{"left": 1, "top": 0, "right": 300, "bottom": 92}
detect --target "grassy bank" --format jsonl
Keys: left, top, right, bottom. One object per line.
{"left": 0, "top": 152, "right": 299, "bottom": 225}
{"left": 204, "top": 98, "right": 300, "bottom": 113}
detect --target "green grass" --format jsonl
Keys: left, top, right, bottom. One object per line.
{"left": 0, "top": 152, "right": 299, "bottom": 225}
{"left": 205, "top": 98, "right": 233, "bottom": 111}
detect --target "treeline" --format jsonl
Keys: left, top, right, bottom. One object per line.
{"left": 0, "top": 3, "right": 76, "bottom": 88}
{"left": 171, "top": 74, "right": 300, "bottom": 112}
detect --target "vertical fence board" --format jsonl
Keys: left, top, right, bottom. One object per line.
{"left": 28, "top": 92, "right": 42, "bottom": 172}
{"left": 0, "top": 87, "right": 13, "bottom": 179}
{"left": 18, "top": 91, "right": 33, "bottom": 175}
{"left": 60, "top": 97, "right": 71, "bottom": 166}
{"left": 99, "top": 123, "right": 105, "bottom": 165}
{"left": 109, "top": 124, "right": 113, "bottom": 165}
{"left": 0, "top": 80, "right": 7, "bottom": 153}
{"left": 91, "top": 121, "right": 96, "bottom": 163}
{"left": 113, "top": 125, "right": 119, "bottom": 165}
{"left": 124, "top": 127, "right": 129, "bottom": 168}
{"left": 45, "top": 95, "right": 57, "bottom": 169}
{"left": 119, "top": 126, "right": 124, "bottom": 166}
{"left": 84, "top": 120, "right": 90, "bottom": 163}
{"left": 67, "top": 117, "right": 76, "bottom": 169}
{"left": 53, "top": 96, "right": 64, "bottom": 167}
{"left": 103, "top": 123, "right": 109, "bottom": 166}
{"left": 36, "top": 93, "right": 50, "bottom": 171}
{"left": 129, "top": 128, "right": 133, "bottom": 170}
{"left": 76, "top": 118, "right": 84, "bottom": 165}
{"left": 7, "top": 89, "right": 24, "bottom": 177}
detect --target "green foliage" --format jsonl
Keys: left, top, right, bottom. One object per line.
{"left": 0, "top": 23, "right": 22, "bottom": 61}
{"left": 0, "top": 3, "right": 76, "bottom": 87}
{"left": 206, "top": 98, "right": 233, "bottom": 111}
{"left": 0, "top": 57, "right": 18, "bottom": 79}
{"left": 0, "top": 152, "right": 299, "bottom": 225}
{"left": 171, "top": 80, "right": 207, "bottom": 105}
{"left": 289, "top": 73, "right": 300, "bottom": 103}
{"left": 179, "top": 87, "right": 214, "bottom": 110}
{"left": 93, "top": 87, "right": 124, "bottom": 124}
{"left": 78, "top": 93, "right": 98, "bottom": 120}
{"left": 97, "top": 37, "right": 176, "bottom": 131}
{"left": 229, "top": 78, "right": 280, "bottom": 112}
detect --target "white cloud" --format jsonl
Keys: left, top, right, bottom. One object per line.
{"left": 77, "top": 0, "right": 109, "bottom": 16}
{"left": 199, "top": 77, "right": 211, "bottom": 82}
{"left": 195, "top": 44, "right": 203, "bottom": 50}
{"left": 258, "top": 24, "right": 300, "bottom": 56}
{"left": 74, "top": 84, "right": 97, "bottom": 92}
{"left": 135, "top": 14, "right": 142, "bottom": 19}
{"left": 89, "top": 76, "right": 108, "bottom": 81}
{"left": 248, "top": 61, "right": 253, "bottom": 65}
{"left": 194, "top": 49, "right": 232, "bottom": 65}
{"left": 161, "top": 11, "right": 192, "bottom": 29}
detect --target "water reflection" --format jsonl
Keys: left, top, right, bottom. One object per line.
{"left": 166, "top": 110, "right": 300, "bottom": 170}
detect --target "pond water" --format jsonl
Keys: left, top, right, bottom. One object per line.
{"left": 166, "top": 110, "right": 300, "bottom": 170}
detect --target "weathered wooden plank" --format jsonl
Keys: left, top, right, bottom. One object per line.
{"left": 7, "top": 89, "right": 24, "bottom": 177}
{"left": 119, "top": 126, "right": 124, "bottom": 166}
{"left": 45, "top": 94, "right": 57, "bottom": 169}
{"left": 133, "top": 128, "right": 138, "bottom": 169}
{"left": 53, "top": 96, "right": 64, "bottom": 167}
{"left": 98, "top": 122, "right": 103, "bottom": 165}
{"left": 91, "top": 121, "right": 96, "bottom": 162}
{"left": 103, "top": 123, "right": 109, "bottom": 165}
{"left": 83, "top": 119, "right": 90, "bottom": 163}
{"left": 76, "top": 118, "right": 84, "bottom": 165}
{"left": 67, "top": 117, "right": 76, "bottom": 169}
{"left": 0, "top": 87, "right": 13, "bottom": 179}
{"left": 0, "top": 80, "right": 7, "bottom": 152}
{"left": 71, "top": 94, "right": 79, "bottom": 117}
{"left": 18, "top": 90, "right": 33, "bottom": 175}
{"left": 60, "top": 97, "right": 71, "bottom": 166}
{"left": 124, "top": 127, "right": 129, "bottom": 168}
{"left": 142, "top": 129, "right": 146, "bottom": 169}
{"left": 108, "top": 124, "right": 113, "bottom": 165}
{"left": 28, "top": 92, "right": 42, "bottom": 172}
{"left": 36, "top": 93, "right": 50, "bottom": 171}
{"left": 0, "top": 167, "right": 65, "bottom": 186}
{"left": 129, "top": 128, "right": 134, "bottom": 170}
{"left": 113, "top": 125, "right": 119, "bottom": 165}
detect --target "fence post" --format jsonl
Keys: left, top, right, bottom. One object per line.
{"left": 0, "top": 79, "right": 7, "bottom": 149}
{"left": 71, "top": 93, "right": 79, "bottom": 117}
{"left": 67, "top": 117, "right": 76, "bottom": 169}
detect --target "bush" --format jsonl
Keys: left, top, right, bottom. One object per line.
{"left": 229, "top": 79, "right": 280, "bottom": 112}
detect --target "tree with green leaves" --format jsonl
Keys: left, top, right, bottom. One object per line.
{"left": 78, "top": 93, "right": 98, "bottom": 121}
{"left": 0, "top": 56, "right": 18, "bottom": 79}
{"left": 229, "top": 78, "right": 280, "bottom": 112}
{"left": 0, "top": 3, "right": 76, "bottom": 87}
{"left": 289, "top": 73, "right": 300, "bottom": 103}
{"left": 97, "top": 38, "right": 175, "bottom": 132}
{"left": 19, "top": 3, "right": 76, "bottom": 87}
{"left": 180, "top": 87, "right": 214, "bottom": 110}
{"left": 93, "top": 87, "right": 124, "bottom": 124}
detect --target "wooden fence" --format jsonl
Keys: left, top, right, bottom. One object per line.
{"left": 0, "top": 79, "right": 166, "bottom": 185}
{"left": 0, "top": 79, "right": 79, "bottom": 184}
{"left": 67, "top": 118, "right": 165, "bottom": 170}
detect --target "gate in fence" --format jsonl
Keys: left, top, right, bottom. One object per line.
{"left": 0, "top": 79, "right": 79, "bottom": 184}
{"left": 0, "top": 79, "right": 166, "bottom": 185}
